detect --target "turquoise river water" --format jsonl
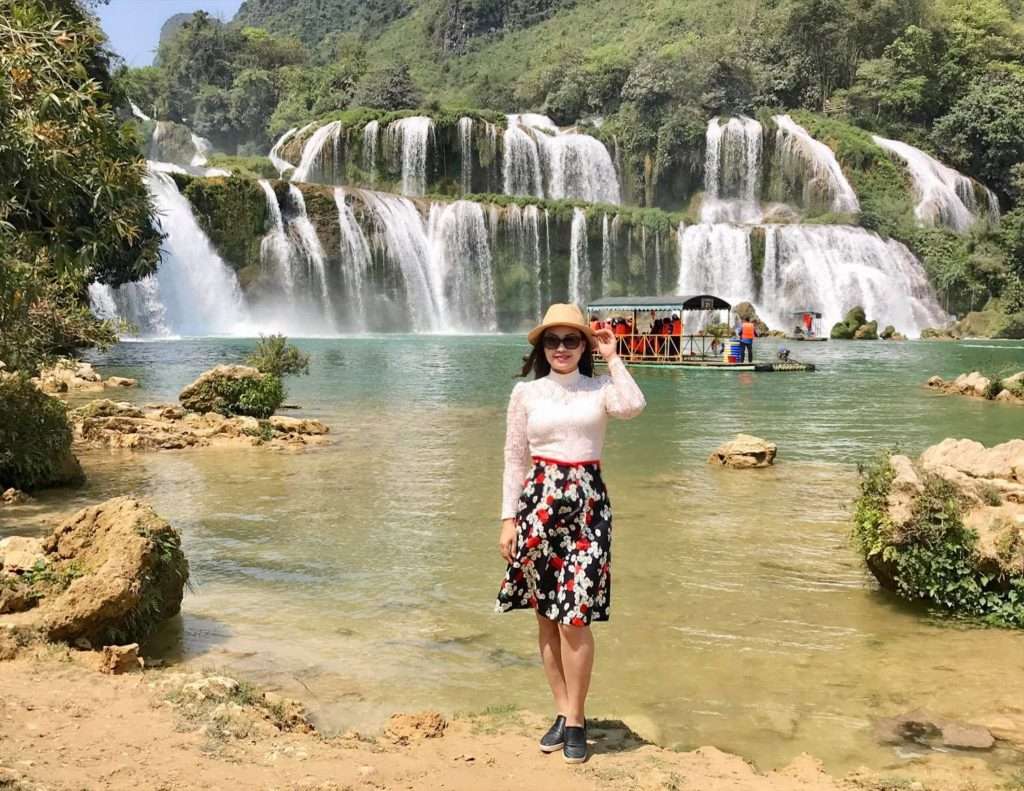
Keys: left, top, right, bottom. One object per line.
{"left": 4, "top": 336, "right": 1024, "bottom": 776}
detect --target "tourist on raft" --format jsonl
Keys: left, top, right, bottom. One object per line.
{"left": 495, "top": 303, "right": 646, "bottom": 764}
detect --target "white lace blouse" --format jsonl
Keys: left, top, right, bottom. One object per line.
{"left": 500, "top": 356, "right": 646, "bottom": 519}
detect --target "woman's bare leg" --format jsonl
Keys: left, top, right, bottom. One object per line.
{"left": 558, "top": 624, "right": 594, "bottom": 726}
{"left": 536, "top": 612, "right": 569, "bottom": 715}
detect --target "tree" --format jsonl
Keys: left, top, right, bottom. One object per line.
{"left": 0, "top": 0, "right": 159, "bottom": 371}
{"left": 229, "top": 69, "right": 278, "bottom": 145}
{"left": 352, "top": 62, "right": 421, "bottom": 110}
{"left": 932, "top": 68, "right": 1024, "bottom": 200}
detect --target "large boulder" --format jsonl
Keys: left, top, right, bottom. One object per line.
{"left": 178, "top": 365, "right": 283, "bottom": 418}
{"left": 831, "top": 306, "right": 882, "bottom": 340}
{"left": 708, "top": 434, "right": 777, "bottom": 468}
{"left": 853, "top": 439, "right": 1024, "bottom": 626}
{"left": 732, "top": 302, "right": 770, "bottom": 336}
{"left": 0, "top": 496, "right": 189, "bottom": 646}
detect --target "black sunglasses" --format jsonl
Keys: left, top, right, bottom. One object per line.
{"left": 542, "top": 332, "right": 583, "bottom": 351}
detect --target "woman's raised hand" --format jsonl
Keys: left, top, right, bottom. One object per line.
{"left": 594, "top": 327, "right": 617, "bottom": 361}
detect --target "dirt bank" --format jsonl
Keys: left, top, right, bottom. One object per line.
{"left": 0, "top": 646, "right": 1006, "bottom": 791}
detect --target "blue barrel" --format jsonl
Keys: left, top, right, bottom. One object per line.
{"left": 729, "top": 340, "right": 743, "bottom": 360}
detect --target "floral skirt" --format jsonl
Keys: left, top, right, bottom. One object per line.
{"left": 496, "top": 457, "right": 612, "bottom": 626}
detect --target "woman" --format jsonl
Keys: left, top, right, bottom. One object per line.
{"left": 495, "top": 303, "right": 646, "bottom": 764}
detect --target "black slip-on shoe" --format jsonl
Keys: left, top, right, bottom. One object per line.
{"left": 563, "top": 724, "right": 587, "bottom": 764}
{"left": 539, "top": 715, "right": 566, "bottom": 752}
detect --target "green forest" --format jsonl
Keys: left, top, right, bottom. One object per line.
{"left": 3, "top": 0, "right": 1024, "bottom": 376}
{"left": 120, "top": 0, "right": 1024, "bottom": 325}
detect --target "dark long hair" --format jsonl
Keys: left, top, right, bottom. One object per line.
{"left": 519, "top": 330, "right": 594, "bottom": 379}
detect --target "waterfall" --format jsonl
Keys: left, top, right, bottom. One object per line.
{"left": 539, "top": 132, "right": 621, "bottom": 204}
{"left": 760, "top": 225, "right": 947, "bottom": 336}
{"left": 291, "top": 121, "right": 342, "bottom": 183}
{"left": 601, "top": 214, "right": 612, "bottom": 296}
{"left": 702, "top": 116, "right": 763, "bottom": 223}
{"left": 872, "top": 136, "right": 1001, "bottom": 232}
{"left": 363, "top": 120, "right": 379, "bottom": 182}
{"left": 677, "top": 224, "right": 756, "bottom": 308}
{"left": 268, "top": 121, "right": 311, "bottom": 177}
{"left": 458, "top": 117, "right": 474, "bottom": 193}
{"left": 428, "top": 201, "right": 497, "bottom": 331}
{"left": 772, "top": 115, "right": 860, "bottom": 214}
{"left": 286, "top": 185, "right": 335, "bottom": 330}
{"left": 569, "top": 208, "right": 590, "bottom": 305}
{"left": 258, "top": 180, "right": 296, "bottom": 297}
{"left": 385, "top": 116, "right": 434, "bottom": 196}
{"left": 507, "top": 113, "right": 558, "bottom": 134}
{"left": 507, "top": 204, "right": 545, "bottom": 318}
{"left": 333, "top": 188, "right": 372, "bottom": 331}
{"left": 130, "top": 101, "right": 151, "bottom": 122}
{"left": 505, "top": 114, "right": 620, "bottom": 204}
{"left": 96, "top": 170, "right": 248, "bottom": 337}
{"left": 502, "top": 124, "right": 545, "bottom": 198}
{"left": 654, "top": 232, "right": 662, "bottom": 294}
{"left": 88, "top": 278, "right": 171, "bottom": 338}
{"left": 190, "top": 133, "right": 212, "bottom": 168}
{"left": 544, "top": 209, "right": 552, "bottom": 309}
{"left": 359, "top": 190, "right": 444, "bottom": 331}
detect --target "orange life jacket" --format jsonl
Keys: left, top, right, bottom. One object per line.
{"left": 672, "top": 318, "right": 682, "bottom": 335}
{"left": 741, "top": 321, "right": 756, "bottom": 340}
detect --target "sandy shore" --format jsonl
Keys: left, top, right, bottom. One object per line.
{"left": 0, "top": 646, "right": 1004, "bottom": 791}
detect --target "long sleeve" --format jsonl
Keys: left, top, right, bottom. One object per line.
{"left": 603, "top": 356, "right": 646, "bottom": 419}
{"left": 500, "top": 382, "right": 531, "bottom": 520}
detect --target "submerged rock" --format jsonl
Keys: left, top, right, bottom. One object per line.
{"left": 0, "top": 496, "right": 188, "bottom": 646}
{"left": 874, "top": 710, "right": 995, "bottom": 750}
{"left": 1, "top": 488, "right": 34, "bottom": 505}
{"left": 708, "top": 434, "right": 777, "bottom": 468}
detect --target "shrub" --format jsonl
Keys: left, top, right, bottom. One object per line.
{"left": 246, "top": 335, "right": 310, "bottom": 377}
{"left": 852, "top": 453, "right": 1024, "bottom": 628}
{"left": 0, "top": 374, "right": 75, "bottom": 490}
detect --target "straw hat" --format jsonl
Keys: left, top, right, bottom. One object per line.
{"left": 527, "top": 303, "right": 596, "bottom": 346}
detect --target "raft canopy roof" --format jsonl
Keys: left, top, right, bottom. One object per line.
{"left": 791, "top": 309, "right": 823, "bottom": 317}
{"left": 587, "top": 294, "right": 732, "bottom": 312}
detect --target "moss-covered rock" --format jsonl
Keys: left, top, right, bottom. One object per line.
{"left": 181, "top": 177, "right": 268, "bottom": 273}
{"left": 178, "top": 365, "right": 284, "bottom": 419}
{"left": 853, "top": 441, "right": 1024, "bottom": 628}
{"left": 854, "top": 320, "right": 878, "bottom": 340}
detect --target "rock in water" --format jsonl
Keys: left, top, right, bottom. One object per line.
{"left": 708, "top": 434, "right": 778, "bottom": 468}
{"left": 178, "top": 364, "right": 264, "bottom": 413}
{"left": 0, "top": 497, "right": 189, "bottom": 646}
{"left": 853, "top": 439, "right": 1024, "bottom": 624}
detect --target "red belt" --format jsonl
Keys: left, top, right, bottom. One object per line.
{"left": 532, "top": 455, "right": 601, "bottom": 468}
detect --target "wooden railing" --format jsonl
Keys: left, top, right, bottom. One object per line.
{"left": 597, "top": 333, "right": 731, "bottom": 363}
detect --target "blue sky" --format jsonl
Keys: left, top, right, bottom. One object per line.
{"left": 95, "top": 0, "right": 244, "bottom": 67}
